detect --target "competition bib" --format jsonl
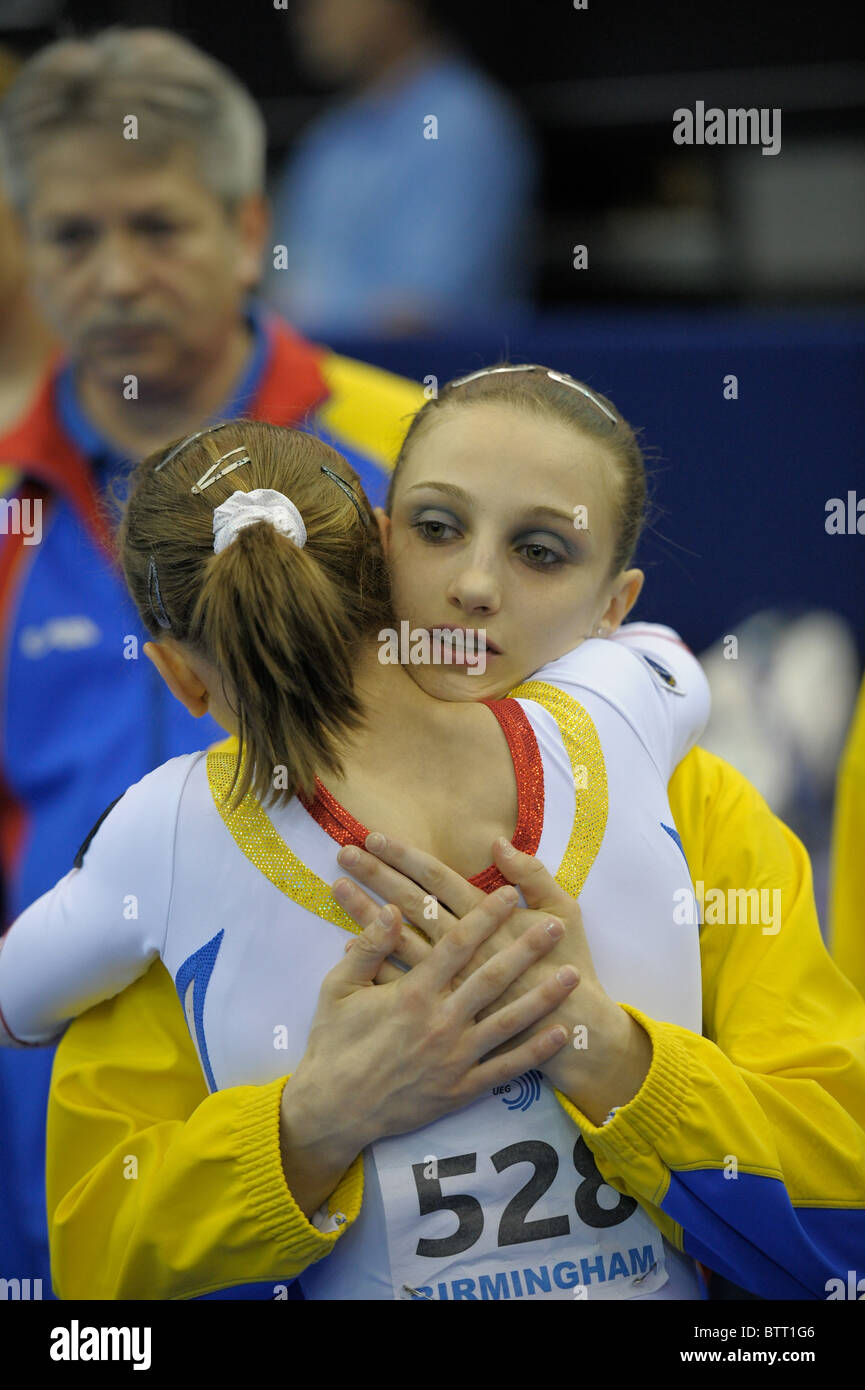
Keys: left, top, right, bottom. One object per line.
{"left": 375, "top": 1074, "right": 668, "bottom": 1301}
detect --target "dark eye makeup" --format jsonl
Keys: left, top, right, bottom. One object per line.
{"left": 409, "top": 506, "right": 578, "bottom": 571}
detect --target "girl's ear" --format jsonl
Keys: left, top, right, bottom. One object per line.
{"left": 601, "top": 568, "right": 645, "bottom": 634}
{"left": 374, "top": 507, "right": 391, "bottom": 558}
{"left": 143, "top": 641, "right": 210, "bottom": 718}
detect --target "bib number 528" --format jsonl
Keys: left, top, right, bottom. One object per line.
{"left": 411, "top": 1136, "right": 637, "bottom": 1258}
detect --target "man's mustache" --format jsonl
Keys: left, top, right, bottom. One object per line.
{"left": 82, "top": 318, "right": 168, "bottom": 338}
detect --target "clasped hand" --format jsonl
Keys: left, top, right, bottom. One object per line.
{"left": 331, "top": 834, "right": 631, "bottom": 1106}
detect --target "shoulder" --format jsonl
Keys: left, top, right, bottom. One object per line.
{"left": 315, "top": 352, "right": 423, "bottom": 469}
{"left": 73, "top": 753, "right": 207, "bottom": 870}
{"left": 534, "top": 634, "right": 646, "bottom": 691}
{"left": 668, "top": 746, "right": 800, "bottom": 890}
{"left": 530, "top": 627, "right": 710, "bottom": 777}
{"left": 535, "top": 626, "right": 705, "bottom": 700}
{"left": 418, "top": 56, "right": 527, "bottom": 129}
{"left": 290, "top": 98, "right": 359, "bottom": 155}
{"left": 669, "top": 746, "right": 756, "bottom": 822}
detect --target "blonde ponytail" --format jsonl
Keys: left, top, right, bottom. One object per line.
{"left": 119, "top": 421, "right": 392, "bottom": 811}
{"left": 194, "top": 519, "right": 364, "bottom": 807}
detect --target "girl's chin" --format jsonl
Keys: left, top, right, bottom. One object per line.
{"left": 408, "top": 666, "right": 513, "bottom": 702}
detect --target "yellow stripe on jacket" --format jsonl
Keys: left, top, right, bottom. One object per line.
{"left": 316, "top": 353, "right": 425, "bottom": 472}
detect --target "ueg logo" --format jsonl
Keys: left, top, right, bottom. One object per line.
{"left": 673, "top": 101, "right": 781, "bottom": 157}
{"left": 50, "top": 1320, "right": 152, "bottom": 1372}
{"left": 673, "top": 882, "right": 782, "bottom": 935}
{"left": 0, "top": 496, "right": 42, "bottom": 545}
{"left": 378, "top": 620, "right": 487, "bottom": 676}
{"left": 494, "top": 1069, "right": 543, "bottom": 1112}
{"left": 825, "top": 1270, "right": 865, "bottom": 1300}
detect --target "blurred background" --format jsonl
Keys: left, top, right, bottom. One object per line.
{"left": 5, "top": 0, "right": 862, "bottom": 313}
{"left": 1, "top": 0, "right": 863, "bottom": 920}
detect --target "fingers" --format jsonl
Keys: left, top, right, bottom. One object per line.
{"left": 327, "top": 905, "right": 402, "bottom": 993}
{"left": 344, "top": 934, "right": 429, "bottom": 977}
{"left": 468, "top": 961, "right": 579, "bottom": 1062}
{"left": 364, "top": 832, "right": 483, "bottom": 918}
{"left": 335, "top": 845, "right": 449, "bottom": 935}
{"left": 493, "top": 839, "right": 580, "bottom": 919}
{"left": 391, "top": 922, "right": 434, "bottom": 968}
{"left": 332, "top": 876, "right": 387, "bottom": 933}
{"left": 334, "top": 877, "right": 432, "bottom": 969}
{"left": 466, "top": 1021, "right": 571, "bottom": 1098}
{"left": 448, "top": 914, "right": 568, "bottom": 1025}
{"left": 371, "top": 960, "right": 407, "bottom": 985}
{"left": 338, "top": 833, "right": 480, "bottom": 926}
{"left": 414, "top": 886, "right": 520, "bottom": 993}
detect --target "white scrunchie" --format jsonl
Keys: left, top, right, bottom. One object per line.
{"left": 212, "top": 488, "right": 307, "bottom": 554}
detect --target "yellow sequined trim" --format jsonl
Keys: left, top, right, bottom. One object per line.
{"left": 206, "top": 751, "right": 364, "bottom": 936}
{"left": 206, "top": 681, "right": 606, "bottom": 932}
{"left": 508, "top": 680, "right": 608, "bottom": 898}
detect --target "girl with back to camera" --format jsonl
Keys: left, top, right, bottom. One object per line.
{"left": 0, "top": 370, "right": 713, "bottom": 1300}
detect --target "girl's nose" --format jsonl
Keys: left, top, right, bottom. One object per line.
{"left": 446, "top": 559, "right": 501, "bottom": 615}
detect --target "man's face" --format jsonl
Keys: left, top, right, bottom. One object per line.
{"left": 24, "top": 132, "right": 263, "bottom": 392}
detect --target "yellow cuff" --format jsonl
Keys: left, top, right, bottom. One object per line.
{"left": 236, "top": 1076, "right": 364, "bottom": 1274}
{"left": 553, "top": 1003, "right": 694, "bottom": 1204}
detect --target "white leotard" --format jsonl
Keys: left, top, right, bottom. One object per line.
{"left": 0, "top": 624, "right": 709, "bottom": 1300}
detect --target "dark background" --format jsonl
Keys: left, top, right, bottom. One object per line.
{"left": 2, "top": 0, "right": 863, "bottom": 664}
{"left": 3, "top": 0, "right": 864, "bottom": 309}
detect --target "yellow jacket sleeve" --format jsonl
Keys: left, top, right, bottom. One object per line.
{"left": 555, "top": 746, "right": 865, "bottom": 1299}
{"left": 830, "top": 671, "right": 865, "bottom": 998}
{"left": 47, "top": 961, "right": 363, "bottom": 1300}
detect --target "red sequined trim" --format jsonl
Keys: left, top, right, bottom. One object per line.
{"left": 299, "top": 698, "right": 544, "bottom": 892}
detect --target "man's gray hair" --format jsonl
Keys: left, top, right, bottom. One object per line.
{"left": 0, "top": 27, "right": 266, "bottom": 212}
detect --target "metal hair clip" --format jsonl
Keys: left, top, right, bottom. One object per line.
{"left": 191, "top": 447, "right": 251, "bottom": 494}
{"left": 147, "top": 554, "right": 171, "bottom": 630}
{"left": 449, "top": 364, "right": 618, "bottom": 429}
{"left": 320, "top": 464, "right": 370, "bottom": 527}
{"left": 153, "top": 423, "right": 233, "bottom": 474}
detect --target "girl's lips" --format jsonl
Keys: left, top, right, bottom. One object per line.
{"left": 427, "top": 626, "right": 502, "bottom": 656}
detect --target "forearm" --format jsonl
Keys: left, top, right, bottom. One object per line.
{"left": 542, "top": 992, "right": 653, "bottom": 1125}
{"left": 555, "top": 1001, "right": 865, "bottom": 1299}
{"left": 48, "top": 965, "right": 364, "bottom": 1300}
{"left": 278, "top": 1072, "right": 364, "bottom": 1221}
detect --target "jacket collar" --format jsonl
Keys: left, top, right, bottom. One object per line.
{"left": 0, "top": 314, "right": 330, "bottom": 558}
